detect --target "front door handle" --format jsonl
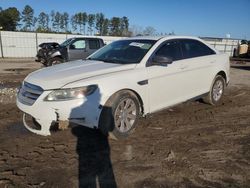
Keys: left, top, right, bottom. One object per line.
{"left": 137, "top": 80, "right": 148, "bottom": 85}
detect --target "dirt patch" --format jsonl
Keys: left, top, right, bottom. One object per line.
{"left": 3, "top": 68, "right": 31, "bottom": 74}
{"left": 0, "top": 62, "right": 250, "bottom": 187}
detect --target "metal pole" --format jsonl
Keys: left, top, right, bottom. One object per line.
{"left": 230, "top": 40, "right": 235, "bottom": 56}
{"left": 35, "top": 32, "right": 38, "bottom": 52}
{"left": 224, "top": 40, "right": 227, "bottom": 53}
{"left": 0, "top": 31, "right": 4, "bottom": 58}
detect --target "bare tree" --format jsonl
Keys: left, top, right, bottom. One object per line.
{"left": 37, "top": 12, "right": 49, "bottom": 32}
{"left": 120, "top": 16, "right": 129, "bottom": 36}
{"left": 129, "top": 25, "right": 144, "bottom": 36}
{"left": 143, "top": 26, "right": 156, "bottom": 36}
{"left": 102, "top": 18, "right": 109, "bottom": 36}
{"left": 95, "top": 13, "right": 105, "bottom": 35}
{"left": 21, "top": 5, "right": 35, "bottom": 31}
{"left": 60, "top": 12, "right": 69, "bottom": 32}
{"left": 87, "top": 14, "right": 95, "bottom": 35}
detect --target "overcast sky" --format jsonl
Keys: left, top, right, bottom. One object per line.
{"left": 1, "top": 0, "right": 250, "bottom": 39}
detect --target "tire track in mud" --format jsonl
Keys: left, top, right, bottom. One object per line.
{"left": 111, "top": 87, "right": 250, "bottom": 187}
{"left": 0, "top": 131, "right": 79, "bottom": 187}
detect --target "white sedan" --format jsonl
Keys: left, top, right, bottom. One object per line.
{"left": 16, "top": 36, "right": 230, "bottom": 139}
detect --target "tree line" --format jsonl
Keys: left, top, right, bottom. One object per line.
{"left": 0, "top": 5, "right": 131, "bottom": 36}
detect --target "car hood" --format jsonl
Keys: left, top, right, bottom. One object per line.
{"left": 39, "top": 42, "right": 59, "bottom": 49}
{"left": 25, "top": 60, "right": 136, "bottom": 90}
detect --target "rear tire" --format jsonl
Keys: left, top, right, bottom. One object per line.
{"left": 203, "top": 75, "right": 225, "bottom": 105}
{"left": 99, "top": 90, "right": 140, "bottom": 140}
{"left": 48, "top": 57, "right": 63, "bottom": 66}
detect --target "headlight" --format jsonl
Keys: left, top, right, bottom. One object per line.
{"left": 44, "top": 85, "right": 97, "bottom": 101}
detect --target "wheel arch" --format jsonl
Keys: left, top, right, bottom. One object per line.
{"left": 98, "top": 88, "right": 144, "bottom": 136}
{"left": 48, "top": 56, "right": 64, "bottom": 66}
{"left": 216, "top": 70, "right": 227, "bottom": 83}
{"left": 104, "top": 88, "right": 144, "bottom": 115}
{"left": 50, "top": 55, "right": 63, "bottom": 60}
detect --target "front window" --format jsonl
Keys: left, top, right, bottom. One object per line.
{"left": 70, "top": 40, "right": 86, "bottom": 49}
{"left": 155, "top": 40, "right": 182, "bottom": 61}
{"left": 60, "top": 38, "right": 74, "bottom": 47}
{"left": 88, "top": 39, "right": 156, "bottom": 64}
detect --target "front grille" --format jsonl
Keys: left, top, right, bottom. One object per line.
{"left": 18, "top": 82, "right": 43, "bottom": 105}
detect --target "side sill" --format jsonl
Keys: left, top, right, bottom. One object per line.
{"left": 143, "top": 92, "right": 209, "bottom": 118}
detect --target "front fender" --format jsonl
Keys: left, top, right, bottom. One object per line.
{"left": 50, "top": 51, "right": 62, "bottom": 59}
{"left": 63, "top": 68, "right": 150, "bottom": 116}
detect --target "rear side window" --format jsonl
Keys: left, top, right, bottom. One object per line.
{"left": 180, "top": 39, "right": 215, "bottom": 59}
{"left": 155, "top": 40, "right": 182, "bottom": 61}
{"left": 89, "top": 39, "right": 100, "bottom": 49}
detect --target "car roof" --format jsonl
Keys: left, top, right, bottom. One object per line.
{"left": 69, "top": 37, "right": 103, "bottom": 40}
{"left": 125, "top": 35, "right": 202, "bottom": 41}
{"left": 119, "top": 36, "right": 218, "bottom": 53}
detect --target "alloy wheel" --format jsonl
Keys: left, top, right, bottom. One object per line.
{"left": 212, "top": 79, "right": 223, "bottom": 101}
{"left": 114, "top": 98, "right": 137, "bottom": 133}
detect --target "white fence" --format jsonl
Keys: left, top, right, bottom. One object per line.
{"left": 0, "top": 31, "right": 240, "bottom": 58}
{"left": 201, "top": 37, "right": 240, "bottom": 56}
{"left": 0, "top": 31, "right": 124, "bottom": 58}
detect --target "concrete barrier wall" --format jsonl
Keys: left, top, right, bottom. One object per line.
{"left": 1, "top": 31, "right": 37, "bottom": 58}
{"left": 0, "top": 31, "right": 240, "bottom": 58}
{"left": 203, "top": 38, "right": 240, "bottom": 56}
{"left": 0, "top": 32, "right": 2, "bottom": 58}
{"left": 0, "top": 31, "right": 124, "bottom": 58}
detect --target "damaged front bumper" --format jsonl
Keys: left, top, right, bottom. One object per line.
{"left": 22, "top": 113, "right": 57, "bottom": 136}
{"left": 16, "top": 89, "right": 102, "bottom": 136}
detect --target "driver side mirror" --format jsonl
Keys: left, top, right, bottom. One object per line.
{"left": 151, "top": 55, "right": 173, "bottom": 66}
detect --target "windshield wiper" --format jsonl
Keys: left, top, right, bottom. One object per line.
{"left": 102, "top": 58, "right": 121, "bottom": 64}
{"left": 87, "top": 57, "right": 121, "bottom": 64}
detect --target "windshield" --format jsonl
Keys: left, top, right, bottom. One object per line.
{"left": 60, "top": 38, "right": 74, "bottom": 47}
{"left": 88, "top": 39, "right": 156, "bottom": 64}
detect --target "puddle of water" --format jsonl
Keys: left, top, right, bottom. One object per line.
{"left": 0, "top": 85, "right": 15, "bottom": 89}
{"left": 7, "top": 122, "right": 30, "bottom": 136}
{"left": 3, "top": 68, "right": 30, "bottom": 74}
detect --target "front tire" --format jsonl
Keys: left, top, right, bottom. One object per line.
{"left": 48, "top": 57, "right": 63, "bottom": 66}
{"left": 99, "top": 90, "right": 140, "bottom": 139}
{"left": 203, "top": 75, "right": 225, "bottom": 105}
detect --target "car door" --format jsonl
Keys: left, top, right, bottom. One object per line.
{"left": 178, "top": 39, "right": 217, "bottom": 98}
{"left": 147, "top": 40, "right": 189, "bottom": 113}
{"left": 68, "top": 39, "right": 88, "bottom": 60}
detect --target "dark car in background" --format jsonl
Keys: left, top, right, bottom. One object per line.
{"left": 35, "top": 42, "right": 59, "bottom": 65}
{"left": 36, "top": 37, "right": 105, "bottom": 66}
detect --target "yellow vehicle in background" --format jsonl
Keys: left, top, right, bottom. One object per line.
{"left": 233, "top": 40, "right": 250, "bottom": 58}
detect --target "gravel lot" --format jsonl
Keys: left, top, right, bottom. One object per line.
{"left": 0, "top": 59, "right": 250, "bottom": 188}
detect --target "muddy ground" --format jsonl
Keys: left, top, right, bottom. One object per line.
{"left": 0, "top": 60, "right": 250, "bottom": 188}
